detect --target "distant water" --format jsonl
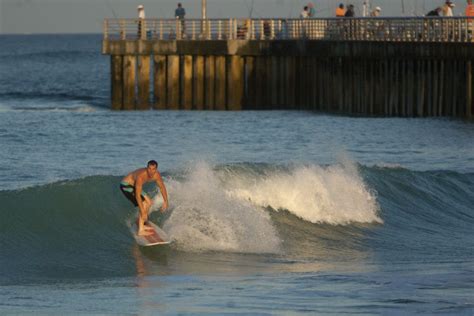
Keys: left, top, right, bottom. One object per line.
{"left": 0, "top": 35, "right": 473, "bottom": 314}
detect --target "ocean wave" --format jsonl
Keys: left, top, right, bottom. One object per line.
{"left": 371, "top": 162, "right": 405, "bottom": 169}
{"left": 0, "top": 160, "right": 383, "bottom": 256}
{"left": 1, "top": 162, "right": 473, "bottom": 282}
{"left": 163, "top": 162, "right": 282, "bottom": 253}
{"left": 0, "top": 99, "right": 105, "bottom": 113}
{"left": 0, "top": 162, "right": 474, "bottom": 252}
{"left": 223, "top": 160, "right": 382, "bottom": 225}
{"left": 0, "top": 91, "right": 108, "bottom": 107}
{"left": 1, "top": 50, "right": 99, "bottom": 60}
{"left": 1, "top": 162, "right": 472, "bottom": 256}
{"left": 0, "top": 91, "right": 96, "bottom": 100}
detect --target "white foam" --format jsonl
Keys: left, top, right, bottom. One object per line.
{"left": 0, "top": 99, "right": 98, "bottom": 112}
{"left": 163, "top": 161, "right": 281, "bottom": 253}
{"left": 226, "top": 160, "right": 382, "bottom": 225}
{"left": 0, "top": 102, "right": 12, "bottom": 112}
{"left": 159, "top": 159, "right": 381, "bottom": 253}
{"left": 71, "top": 104, "right": 98, "bottom": 113}
{"left": 373, "top": 162, "right": 404, "bottom": 169}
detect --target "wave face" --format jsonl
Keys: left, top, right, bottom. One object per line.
{"left": 0, "top": 162, "right": 473, "bottom": 282}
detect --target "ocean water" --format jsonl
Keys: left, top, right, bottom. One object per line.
{"left": 0, "top": 34, "right": 473, "bottom": 315}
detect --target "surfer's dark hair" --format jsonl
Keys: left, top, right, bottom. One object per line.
{"left": 147, "top": 160, "right": 158, "bottom": 167}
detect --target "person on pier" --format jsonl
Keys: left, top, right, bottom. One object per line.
{"left": 137, "top": 4, "right": 146, "bottom": 39}
{"left": 467, "top": 0, "right": 474, "bottom": 17}
{"left": 370, "top": 6, "right": 381, "bottom": 17}
{"left": 442, "top": 1, "right": 455, "bottom": 16}
{"left": 426, "top": 7, "right": 442, "bottom": 16}
{"left": 307, "top": 3, "right": 316, "bottom": 18}
{"left": 336, "top": 4, "right": 346, "bottom": 17}
{"left": 175, "top": 2, "right": 186, "bottom": 38}
{"left": 467, "top": 0, "right": 474, "bottom": 38}
{"left": 175, "top": 3, "right": 186, "bottom": 20}
{"left": 344, "top": 4, "right": 355, "bottom": 17}
{"left": 300, "top": 6, "right": 309, "bottom": 18}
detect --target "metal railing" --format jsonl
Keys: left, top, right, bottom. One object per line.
{"left": 103, "top": 17, "right": 474, "bottom": 43}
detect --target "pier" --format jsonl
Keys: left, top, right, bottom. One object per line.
{"left": 102, "top": 17, "right": 474, "bottom": 118}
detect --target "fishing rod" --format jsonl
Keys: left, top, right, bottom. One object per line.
{"left": 245, "top": 0, "right": 255, "bottom": 18}
{"left": 104, "top": 0, "right": 119, "bottom": 20}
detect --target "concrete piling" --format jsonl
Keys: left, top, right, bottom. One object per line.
{"left": 167, "top": 55, "right": 180, "bottom": 110}
{"left": 122, "top": 55, "right": 136, "bottom": 110}
{"left": 194, "top": 56, "right": 205, "bottom": 110}
{"left": 153, "top": 55, "right": 166, "bottom": 110}
{"left": 205, "top": 55, "right": 215, "bottom": 110}
{"left": 111, "top": 55, "right": 123, "bottom": 110}
{"left": 215, "top": 56, "right": 226, "bottom": 110}
{"left": 137, "top": 56, "right": 150, "bottom": 110}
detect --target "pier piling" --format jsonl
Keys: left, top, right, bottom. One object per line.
{"left": 103, "top": 17, "right": 474, "bottom": 117}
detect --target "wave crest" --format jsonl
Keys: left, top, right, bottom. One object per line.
{"left": 226, "top": 161, "right": 382, "bottom": 225}
{"left": 164, "top": 162, "right": 282, "bottom": 253}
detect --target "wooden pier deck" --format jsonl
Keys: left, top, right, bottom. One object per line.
{"left": 102, "top": 17, "right": 474, "bottom": 118}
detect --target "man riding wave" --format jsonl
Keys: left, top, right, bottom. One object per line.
{"left": 120, "top": 160, "right": 168, "bottom": 236}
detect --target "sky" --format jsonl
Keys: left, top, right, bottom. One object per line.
{"left": 0, "top": 0, "right": 470, "bottom": 34}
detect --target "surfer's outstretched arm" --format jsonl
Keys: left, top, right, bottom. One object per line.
{"left": 155, "top": 172, "right": 168, "bottom": 212}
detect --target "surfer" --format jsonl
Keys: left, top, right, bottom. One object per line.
{"left": 120, "top": 160, "right": 169, "bottom": 236}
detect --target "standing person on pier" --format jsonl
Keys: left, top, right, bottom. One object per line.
{"left": 336, "top": 4, "right": 346, "bottom": 17}
{"left": 175, "top": 2, "right": 186, "bottom": 38}
{"left": 137, "top": 4, "right": 146, "bottom": 39}
{"left": 344, "top": 4, "right": 355, "bottom": 17}
{"left": 307, "top": 3, "right": 316, "bottom": 17}
{"left": 137, "top": 5, "right": 145, "bottom": 19}
{"left": 300, "top": 6, "right": 309, "bottom": 38}
{"left": 442, "top": 1, "right": 455, "bottom": 16}
{"left": 467, "top": 0, "right": 474, "bottom": 37}
{"left": 370, "top": 6, "right": 381, "bottom": 17}
{"left": 175, "top": 2, "right": 186, "bottom": 19}
{"left": 466, "top": 0, "right": 474, "bottom": 17}
{"left": 426, "top": 7, "right": 442, "bottom": 16}
{"left": 300, "top": 6, "right": 309, "bottom": 18}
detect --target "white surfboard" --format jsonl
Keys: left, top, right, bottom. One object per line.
{"left": 131, "top": 221, "right": 171, "bottom": 246}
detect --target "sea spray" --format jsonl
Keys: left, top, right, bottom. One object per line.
{"left": 163, "top": 162, "right": 281, "bottom": 253}
{"left": 225, "top": 159, "right": 382, "bottom": 225}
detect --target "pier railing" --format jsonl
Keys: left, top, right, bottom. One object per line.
{"left": 103, "top": 17, "right": 474, "bottom": 43}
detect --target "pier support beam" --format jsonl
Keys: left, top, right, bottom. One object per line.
{"left": 244, "top": 56, "right": 256, "bottom": 110}
{"left": 227, "top": 56, "right": 244, "bottom": 110}
{"left": 205, "top": 56, "right": 215, "bottom": 110}
{"left": 153, "top": 55, "right": 167, "bottom": 110}
{"left": 467, "top": 61, "right": 472, "bottom": 119}
{"left": 287, "top": 57, "right": 295, "bottom": 109}
{"left": 255, "top": 56, "right": 265, "bottom": 109}
{"left": 137, "top": 56, "right": 150, "bottom": 110}
{"left": 183, "top": 55, "right": 193, "bottom": 110}
{"left": 111, "top": 56, "right": 123, "bottom": 110}
{"left": 194, "top": 56, "right": 205, "bottom": 110}
{"left": 215, "top": 56, "right": 226, "bottom": 110}
{"left": 123, "top": 55, "right": 136, "bottom": 110}
{"left": 167, "top": 55, "right": 180, "bottom": 109}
